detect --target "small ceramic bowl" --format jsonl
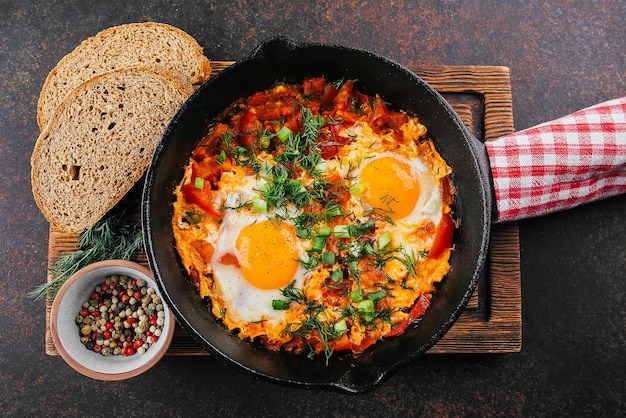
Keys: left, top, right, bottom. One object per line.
{"left": 50, "top": 260, "right": 175, "bottom": 380}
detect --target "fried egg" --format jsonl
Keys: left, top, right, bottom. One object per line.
{"left": 339, "top": 122, "right": 445, "bottom": 228}
{"left": 210, "top": 196, "right": 309, "bottom": 327}
{"left": 354, "top": 151, "right": 443, "bottom": 226}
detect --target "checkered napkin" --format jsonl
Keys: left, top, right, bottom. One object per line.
{"left": 485, "top": 96, "right": 626, "bottom": 222}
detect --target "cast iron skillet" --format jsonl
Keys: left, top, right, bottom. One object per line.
{"left": 142, "top": 37, "right": 494, "bottom": 393}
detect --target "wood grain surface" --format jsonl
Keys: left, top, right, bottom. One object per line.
{"left": 45, "top": 63, "right": 521, "bottom": 356}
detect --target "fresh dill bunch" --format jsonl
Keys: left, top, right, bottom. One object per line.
{"left": 28, "top": 209, "right": 143, "bottom": 301}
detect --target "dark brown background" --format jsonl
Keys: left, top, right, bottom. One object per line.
{"left": 1, "top": 1, "right": 624, "bottom": 416}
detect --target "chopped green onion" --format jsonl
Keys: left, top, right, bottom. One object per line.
{"left": 296, "top": 226, "right": 313, "bottom": 240}
{"left": 349, "top": 183, "right": 364, "bottom": 197}
{"left": 252, "top": 198, "right": 267, "bottom": 213}
{"left": 324, "top": 205, "right": 342, "bottom": 219}
{"left": 367, "top": 289, "right": 386, "bottom": 303}
{"left": 349, "top": 260, "right": 359, "bottom": 275}
{"left": 350, "top": 290, "right": 363, "bottom": 302}
{"left": 216, "top": 150, "right": 226, "bottom": 165}
{"left": 334, "top": 318, "right": 348, "bottom": 334}
{"left": 272, "top": 299, "right": 290, "bottom": 310}
{"left": 276, "top": 126, "right": 293, "bottom": 141}
{"left": 357, "top": 299, "right": 375, "bottom": 313}
{"left": 320, "top": 252, "right": 336, "bottom": 265}
{"left": 362, "top": 241, "right": 375, "bottom": 255}
{"left": 311, "top": 235, "right": 327, "bottom": 253}
{"left": 317, "top": 226, "right": 332, "bottom": 237}
{"left": 378, "top": 231, "right": 391, "bottom": 249}
{"left": 330, "top": 269, "right": 343, "bottom": 282}
{"left": 194, "top": 177, "right": 205, "bottom": 189}
{"left": 333, "top": 225, "right": 350, "bottom": 238}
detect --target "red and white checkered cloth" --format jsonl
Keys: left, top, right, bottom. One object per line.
{"left": 485, "top": 96, "right": 626, "bottom": 222}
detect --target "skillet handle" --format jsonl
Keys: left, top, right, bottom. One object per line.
{"left": 249, "top": 36, "right": 302, "bottom": 62}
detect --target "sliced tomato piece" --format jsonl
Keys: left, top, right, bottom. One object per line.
{"left": 218, "top": 253, "right": 239, "bottom": 266}
{"left": 387, "top": 111, "right": 409, "bottom": 130}
{"left": 321, "top": 83, "right": 339, "bottom": 107}
{"left": 351, "top": 334, "right": 377, "bottom": 354}
{"left": 192, "top": 159, "right": 222, "bottom": 189}
{"left": 320, "top": 144, "right": 339, "bottom": 160}
{"left": 332, "top": 334, "right": 352, "bottom": 352}
{"left": 333, "top": 79, "right": 354, "bottom": 106}
{"left": 409, "top": 294, "right": 431, "bottom": 321}
{"left": 283, "top": 111, "right": 302, "bottom": 133}
{"left": 192, "top": 123, "right": 228, "bottom": 161}
{"left": 303, "top": 77, "right": 327, "bottom": 96}
{"left": 238, "top": 110, "right": 262, "bottom": 145}
{"left": 182, "top": 161, "right": 221, "bottom": 219}
{"left": 429, "top": 213, "right": 455, "bottom": 259}
{"left": 384, "top": 317, "right": 410, "bottom": 338}
{"left": 257, "top": 103, "right": 298, "bottom": 120}
{"left": 246, "top": 91, "right": 269, "bottom": 106}
{"left": 384, "top": 295, "right": 431, "bottom": 338}
{"left": 181, "top": 183, "right": 220, "bottom": 219}
{"left": 368, "top": 97, "right": 391, "bottom": 128}
{"left": 190, "top": 239, "right": 215, "bottom": 266}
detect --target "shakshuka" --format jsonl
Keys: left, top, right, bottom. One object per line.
{"left": 172, "top": 78, "right": 455, "bottom": 361}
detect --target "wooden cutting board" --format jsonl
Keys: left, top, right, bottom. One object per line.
{"left": 45, "top": 63, "right": 521, "bottom": 355}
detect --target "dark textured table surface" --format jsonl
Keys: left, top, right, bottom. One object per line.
{"left": 1, "top": 1, "right": 624, "bottom": 416}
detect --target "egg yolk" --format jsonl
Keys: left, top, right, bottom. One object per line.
{"left": 235, "top": 220, "right": 300, "bottom": 290}
{"left": 359, "top": 156, "right": 420, "bottom": 220}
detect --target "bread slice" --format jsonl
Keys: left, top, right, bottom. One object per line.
{"left": 31, "top": 67, "right": 189, "bottom": 233}
{"left": 37, "top": 22, "right": 210, "bottom": 130}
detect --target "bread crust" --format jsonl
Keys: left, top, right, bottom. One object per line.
{"left": 31, "top": 67, "right": 189, "bottom": 233}
{"left": 37, "top": 22, "right": 210, "bottom": 130}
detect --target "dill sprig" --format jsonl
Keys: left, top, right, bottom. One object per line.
{"left": 278, "top": 281, "right": 341, "bottom": 363}
{"left": 28, "top": 210, "right": 143, "bottom": 301}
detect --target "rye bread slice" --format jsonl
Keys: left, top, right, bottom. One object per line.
{"left": 37, "top": 22, "right": 210, "bottom": 130}
{"left": 31, "top": 67, "right": 189, "bottom": 233}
